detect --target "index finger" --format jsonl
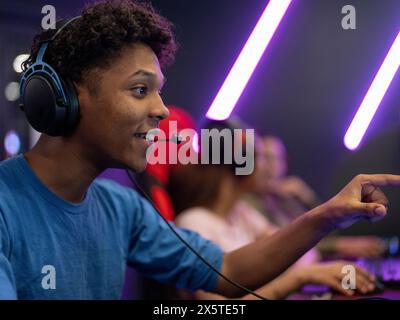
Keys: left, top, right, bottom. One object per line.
{"left": 358, "top": 174, "right": 400, "bottom": 187}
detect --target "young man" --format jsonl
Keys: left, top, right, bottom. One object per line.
{"left": 0, "top": 0, "right": 398, "bottom": 299}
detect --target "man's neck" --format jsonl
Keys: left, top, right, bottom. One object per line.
{"left": 24, "top": 136, "right": 104, "bottom": 204}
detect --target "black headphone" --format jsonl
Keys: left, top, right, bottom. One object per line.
{"left": 19, "top": 16, "right": 81, "bottom": 136}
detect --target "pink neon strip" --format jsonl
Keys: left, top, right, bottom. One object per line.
{"left": 344, "top": 31, "right": 400, "bottom": 150}
{"left": 206, "top": 0, "right": 292, "bottom": 120}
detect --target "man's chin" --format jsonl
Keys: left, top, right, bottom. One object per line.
{"left": 125, "top": 159, "right": 148, "bottom": 173}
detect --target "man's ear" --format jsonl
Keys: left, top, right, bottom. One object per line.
{"left": 74, "top": 81, "right": 90, "bottom": 112}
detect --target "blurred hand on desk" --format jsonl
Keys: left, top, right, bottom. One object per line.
{"left": 298, "top": 261, "right": 376, "bottom": 296}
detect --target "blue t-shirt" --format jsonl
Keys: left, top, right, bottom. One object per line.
{"left": 0, "top": 155, "right": 223, "bottom": 299}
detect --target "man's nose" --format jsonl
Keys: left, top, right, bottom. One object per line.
{"left": 151, "top": 97, "right": 170, "bottom": 121}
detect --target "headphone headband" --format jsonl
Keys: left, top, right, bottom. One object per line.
{"left": 38, "top": 16, "right": 82, "bottom": 45}
{"left": 50, "top": 16, "right": 82, "bottom": 42}
{"left": 19, "top": 15, "right": 82, "bottom": 136}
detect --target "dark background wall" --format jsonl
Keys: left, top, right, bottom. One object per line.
{"left": 1, "top": 0, "right": 400, "bottom": 237}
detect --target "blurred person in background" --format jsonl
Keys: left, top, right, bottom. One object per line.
{"left": 250, "top": 136, "right": 385, "bottom": 259}
{"left": 170, "top": 120, "right": 377, "bottom": 299}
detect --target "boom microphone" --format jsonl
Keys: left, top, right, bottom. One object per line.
{"left": 146, "top": 133, "right": 183, "bottom": 144}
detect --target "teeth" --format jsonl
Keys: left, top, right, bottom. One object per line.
{"left": 134, "top": 133, "right": 148, "bottom": 139}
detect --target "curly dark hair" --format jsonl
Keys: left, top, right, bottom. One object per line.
{"left": 22, "top": 0, "right": 177, "bottom": 90}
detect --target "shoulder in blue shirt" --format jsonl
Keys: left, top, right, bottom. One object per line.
{"left": 0, "top": 155, "right": 223, "bottom": 299}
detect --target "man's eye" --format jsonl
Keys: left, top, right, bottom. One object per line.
{"left": 132, "top": 87, "right": 148, "bottom": 95}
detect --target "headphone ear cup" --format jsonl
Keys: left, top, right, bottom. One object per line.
{"left": 22, "top": 74, "right": 67, "bottom": 136}
{"left": 21, "top": 73, "right": 80, "bottom": 136}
